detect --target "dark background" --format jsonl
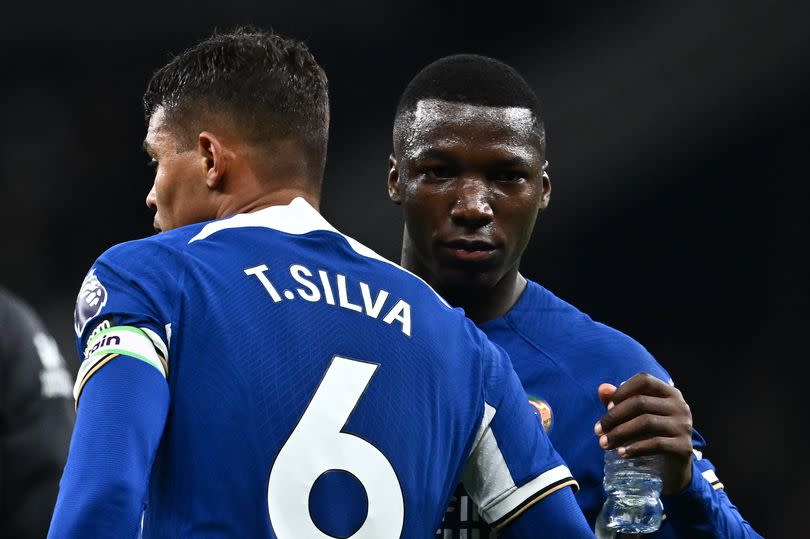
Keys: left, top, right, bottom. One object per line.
{"left": 2, "top": 1, "right": 808, "bottom": 536}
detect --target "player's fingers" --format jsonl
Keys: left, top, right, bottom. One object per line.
{"left": 595, "top": 395, "right": 678, "bottom": 435}
{"left": 597, "top": 413, "right": 685, "bottom": 450}
{"left": 617, "top": 436, "right": 693, "bottom": 459}
{"left": 598, "top": 383, "right": 616, "bottom": 407}
{"left": 609, "top": 372, "right": 677, "bottom": 406}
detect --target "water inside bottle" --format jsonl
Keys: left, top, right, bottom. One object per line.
{"left": 603, "top": 467, "right": 664, "bottom": 534}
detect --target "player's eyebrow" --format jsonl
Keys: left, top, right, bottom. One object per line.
{"left": 414, "top": 147, "right": 535, "bottom": 169}
{"left": 411, "top": 147, "right": 458, "bottom": 162}
{"left": 488, "top": 155, "right": 534, "bottom": 169}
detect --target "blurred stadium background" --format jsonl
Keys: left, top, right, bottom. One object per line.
{"left": 2, "top": 1, "right": 807, "bottom": 535}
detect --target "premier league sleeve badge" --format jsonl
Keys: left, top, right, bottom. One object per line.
{"left": 74, "top": 268, "right": 108, "bottom": 337}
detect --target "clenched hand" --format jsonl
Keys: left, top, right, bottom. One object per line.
{"left": 594, "top": 373, "right": 693, "bottom": 495}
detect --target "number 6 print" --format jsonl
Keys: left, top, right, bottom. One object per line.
{"left": 268, "top": 356, "right": 405, "bottom": 538}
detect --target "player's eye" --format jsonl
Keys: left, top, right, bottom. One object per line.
{"left": 492, "top": 170, "right": 525, "bottom": 183}
{"left": 423, "top": 165, "right": 455, "bottom": 181}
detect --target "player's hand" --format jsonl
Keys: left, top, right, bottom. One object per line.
{"left": 594, "top": 373, "right": 693, "bottom": 495}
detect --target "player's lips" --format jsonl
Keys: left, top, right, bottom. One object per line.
{"left": 439, "top": 239, "right": 499, "bottom": 262}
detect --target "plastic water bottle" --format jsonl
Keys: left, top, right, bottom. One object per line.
{"left": 601, "top": 449, "right": 664, "bottom": 534}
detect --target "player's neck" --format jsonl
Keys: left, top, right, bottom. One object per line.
{"left": 444, "top": 270, "right": 527, "bottom": 324}
{"left": 217, "top": 186, "right": 320, "bottom": 218}
{"left": 401, "top": 237, "right": 526, "bottom": 323}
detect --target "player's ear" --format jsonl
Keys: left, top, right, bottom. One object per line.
{"left": 388, "top": 154, "right": 402, "bottom": 204}
{"left": 198, "top": 132, "right": 227, "bottom": 190}
{"left": 539, "top": 160, "right": 552, "bottom": 211}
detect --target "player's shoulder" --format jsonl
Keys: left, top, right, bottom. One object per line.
{"left": 75, "top": 225, "right": 206, "bottom": 336}
{"left": 96, "top": 222, "right": 204, "bottom": 266}
{"left": 508, "top": 280, "right": 671, "bottom": 384}
{"left": 506, "top": 280, "right": 644, "bottom": 354}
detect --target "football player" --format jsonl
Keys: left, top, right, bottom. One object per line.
{"left": 387, "top": 54, "right": 762, "bottom": 538}
{"left": 47, "top": 31, "right": 593, "bottom": 538}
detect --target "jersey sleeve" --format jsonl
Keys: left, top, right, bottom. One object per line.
{"left": 48, "top": 240, "right": 178, "bottom": 537}
{"left": 656, "top": 431, "right": 764, "bottom": 538}
{"left": 499, "top": 486, "right": 594, "bottom": 538}
{"left": 72, "top": 240, "right": 180, "bottom": 404}
{"left": 605, "top": 334, "right": 674, "bottom": 388}
{"left": 462, "top": 338, "right": 578, "bottom": 529}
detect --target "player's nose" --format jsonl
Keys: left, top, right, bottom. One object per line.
{"left": 146, "top": 185, "right": 157, "bottom": 210}
{"left": 450, "top": 177, "right": 493, "bottom": 228}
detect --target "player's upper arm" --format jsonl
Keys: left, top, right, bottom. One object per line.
{"left": 610, "top": 334, "right": 673, "bottom": 388}
{"left": 462, "top": 336, "right": 578, "bottom": 529}
{"left": 72, "top": 240, "right": 180, "bottom": 403}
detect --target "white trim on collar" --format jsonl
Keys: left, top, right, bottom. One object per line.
{"left": 187, "top": 197, "right": 450, "bottom": 308}
{"left": 188, "top": 197, "right": 334, "bottom": 243}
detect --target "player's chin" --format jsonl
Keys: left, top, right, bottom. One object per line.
{"left": 437, "top": 263, "right": 502, "bottom": 291}
{"left": 438, "top": 253, "right": 501, "bottom": 276}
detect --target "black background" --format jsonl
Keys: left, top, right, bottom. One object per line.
{"left": 2, "top": 1, "right": 808, "bottom": 535}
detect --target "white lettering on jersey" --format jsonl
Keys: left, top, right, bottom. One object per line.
{"left": 318, "top": 270, "right": 336, "bottom": 305}
{"left": 382, "top": 300, "right": 411, "bottom": 337}
{"left": 336, "top": 274, "right": 363, "bottom": 313}
{"left": 244, "top": 265, "right": 282, "bottom": 302}
{"left": 290, "top": 265, "right": 321, "bottom": 302}
{"left": 360, "top": 282, "right": 389, "bottom": 318}
{"left": 244, "top": 263, "right": 413, "bottom": 337}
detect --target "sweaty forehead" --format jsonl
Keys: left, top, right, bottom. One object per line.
{"left": 145, "top": 106, "right": 190, "bottom": 154}
{"left": 414, "top": 99, "right": 535, "bottom": 130}
{"left": 400, "top": 99, "right": 539, "bottom": 158}
{"left": 145, "top": 107, "right": 172, "bottom": 149}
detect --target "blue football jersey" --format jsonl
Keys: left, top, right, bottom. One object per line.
{"left": 70, "top": 199, "right": 577, "bottom": 538}
{"left": 440, "top": 280, "right": 731, "bottom": 538}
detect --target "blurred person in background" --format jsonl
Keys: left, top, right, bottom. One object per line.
{"left": 47, "top": 29, "right": 594, "bottom": 538}
{"left": 387, "top": 54, "right": 763, "bottom": 538}
{"left": 1, "top": 287, "right": 74, "bottom": 538}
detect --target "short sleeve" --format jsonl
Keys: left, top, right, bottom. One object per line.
{"left": 462, "top": 339, "right": 578, "bottom": 528}
{"left": 72, "top": 240, "right": 180, "bottom": 402}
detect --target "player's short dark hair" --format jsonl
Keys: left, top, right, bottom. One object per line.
{"left": 394, "top": 54, "right": 544, "bottom": 149}
{"left": 143, "top": 27, "right": 329, "bottom": 176}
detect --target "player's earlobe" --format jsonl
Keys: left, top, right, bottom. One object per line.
{"left": 199, "top": 132, "right": 226, "bottom": 190}
{"left": 539, "top": 160, "right": 552, "bottom": 211}
{"left": 388, "top": 154, "right": 402, "bottom": 204}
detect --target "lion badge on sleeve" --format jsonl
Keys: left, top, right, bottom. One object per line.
{"left": 74, "top": 268, "right": 108, "bottom": 337}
